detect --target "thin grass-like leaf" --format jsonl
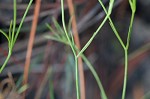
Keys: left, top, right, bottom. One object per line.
{"left": 12, "top": 0, "right": 17, "bottom": 47}
{"left": 81, "top": 54, "right": 107, "bottom": 99}
{"left": 0, "top": 29, "right": 10, "bottom": 44}
{"left": 52, "top": 18, "right": 64, "bottom": 34}
{"left": 14, "top": 0, "right": 33, "bottom": 45}
{"left": 46, "top": 23, "right": 62, "bottom": 39}
{"left": 61, "top": 0, "right": 76, "bottom": 56}
{"left": 17, "top": 84, "right": 29, "bottom": 94}
{"left": 68, "top": 17, "right": 75, "bottom": 46}
{"left": 0, "top": 51, "right": 11, "bottom": 73}
{"left": 77, "top": 0, "right": 114, "bottom": 57}
{"left": 9, "top": 21, "right": 13, "bottom": 42}
{"left": 45, "top": 35, "right": 69, "bottom": 45}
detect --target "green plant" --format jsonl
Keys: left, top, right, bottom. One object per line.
{"left": 46, "top": 0, "right": 136, "bottom": 99}
{"left": 45, "top": 0, "right": 113, "bottom": 99}
{"left": 46, "top": 14, "right": 108, "bottom": 99}
{"left": 0, "top": 0, "right": 136, "bottom": 98}
{"left": 96, "top": 0, "right": 136, "bottom": 99}
{"left": 0, "top": 0, "right": 33, "bottom": 73}
{"left": 46, "top": 18, "right": 107, "bottom": 99}
{"left": 77, "top": 0, "right": 114, "bottom": 57}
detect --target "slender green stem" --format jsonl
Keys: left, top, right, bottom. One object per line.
{"left": 12, "top": 0, "right": 16, "bottom": 48}
{"left": 0, "top": 51, "right": 12, "bottom": 73}
{"left": 81, "top": 54, "right": 107, "bottom": 99}
{"left": 14, "top": 0, "right": 33, "bottom": 45}
{"left": 61, "top": 0, "right": 76, "bottom": 57}
{"left": 126, "top": 12, "right": 135, "bottom": 49}
{"left": 9, "top": 21, "right": 13, "bottom": 47}
{"left": 75, "top": 57, "right": 80, "bottom": 99}
{"left": 109, "top": 21, "right": 126, "bottom": 50}
{"left": 98, "top": 0, "right": 126, "bottom": 49}
{"left": 0, "top": 29, "right": 10, "bottom": 44}
{"left": 122, "top": 1, "right": 136, "bottom": 98}
{"left": 61, "top": 0, "right": 80, "bottom": 99}
{"left": 72, "top": 45, "right": 107, "bottom": 99}
{"left": 122, "top": 49, "right": 128, "bottom": 99}
{"left": 108, "top": 19, "right": 126, "bottom": 49}
{"left": 77, "top": 13, "right": 109, "bottom": 57}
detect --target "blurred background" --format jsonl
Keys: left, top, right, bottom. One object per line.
{"left": 0, "top": 0, "right": 150, "bottom": 99}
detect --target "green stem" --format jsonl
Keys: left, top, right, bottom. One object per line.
{"left": 77, "top": 13, "right": 110, "bottom": 57}
{"left": 12, "top": 0, "right": 16, "bottom": 47}
{"left": 75, "top": 57, "right": 80, "bottom": 99}
{"left": 60, "top": 0, "right": 80, "bottom": 98}
{"left": 14, "top": 0, "right": 33, "bottom": 45}
{"left": 74, "top": 45, "right": 107, "bottom": 99}
{"left": 61, "top": 0, "right": 76, "bottom": 56}
{"left": 98, "top": 0, "right": 126, "bottom": 49}
{"left": 9, "top": 21, "right": 13, "bottom": 47}
{"left": 122, "top": 49, "right": 128, "bottom": 99}
{"left": 126, "top": 12, "right": 135, "bottom": 49}
{"left": 0, "top": 51, "right": 12, "bottom": 73}
{"left": 0, "top": 29, "right": 10, "bottom": 44}
{"left": 81, "top": 54, "right": 107, "bottom": 99}
{"left": 122, "top": 2, "right": 136, "bottom": 98}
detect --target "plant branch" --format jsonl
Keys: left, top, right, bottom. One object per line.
{"left": 0, "top": 0, "right": 32, "bottom": 73}
{"left": 0, "top": 51, "right": 12, "bottom": 73}
{"left": 122, "top": 1, "right": 136, "bottom": 98}
{"left": 77, "top": 0, "right": 114, "bottom": 57}
{"left": 66, "top": 0, "right": 86, "bottom": 99}
{"left": 122, "top": 49, "right": 128, "bottom": 99}
{"left": 98, "top": 0, "right": 126, "bottom": 49}
{"left": 81, "top": 54, "right": 107, "bottom": 99}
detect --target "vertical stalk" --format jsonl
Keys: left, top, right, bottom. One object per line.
{"left": 0, "top": 51, "right": 12, "bottom": 73}
{"left": 66, "top": 0, "right": 85, "bottom": 99}
{"left": 61, "top": 0, "right": 80, "bottom": 98}
{"left": 122, "top": 1, "right": 136, "bottom": 98}
{"left": 75, "top": 57, "right": 80, "bottom": 99}
{"left": 122, "top": 49, "right": 128, "bottom": 99}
